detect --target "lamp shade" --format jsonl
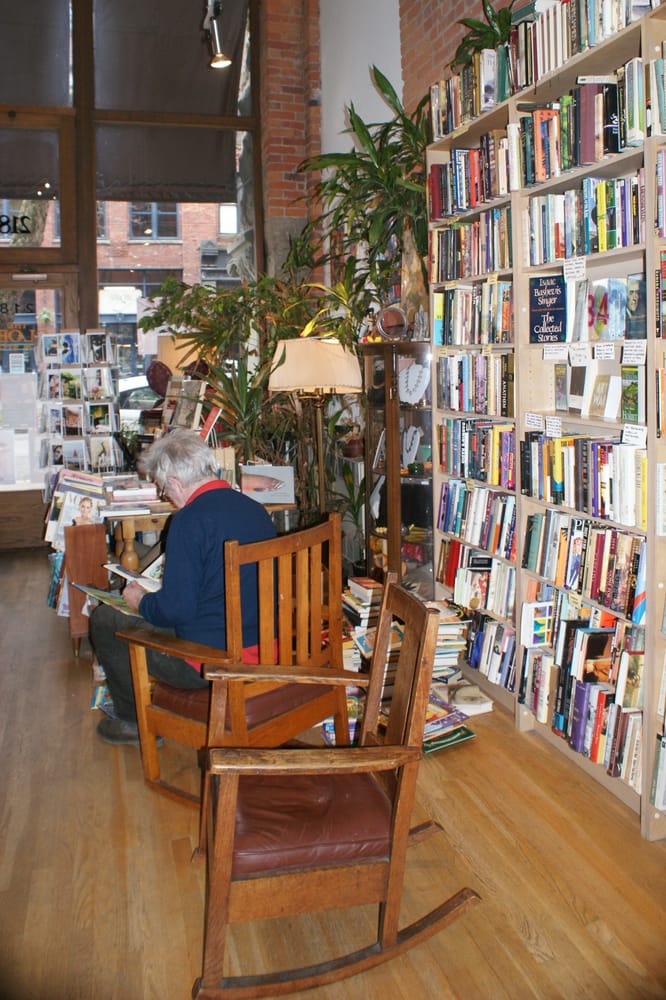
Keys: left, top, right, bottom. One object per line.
{"left": 268, "top": 338, "right": 362, "bottom": 395}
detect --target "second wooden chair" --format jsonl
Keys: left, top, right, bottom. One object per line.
{"left": 115, "top": 511, "right": 352, "bottom": 807}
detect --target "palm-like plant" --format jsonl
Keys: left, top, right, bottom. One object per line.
{"left": 300, "top": 65, "right": 430, "bottom": 311}
{"left": 451, "top": 0, "right": 514, "bottom": 70}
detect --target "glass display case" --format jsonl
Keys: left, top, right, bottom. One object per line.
{"left": 363, "top": 340, "right": 433, "bottom": 599}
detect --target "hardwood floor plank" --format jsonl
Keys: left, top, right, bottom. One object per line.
{"left": 1, "top": 549, "right": 665, "bottom": 999}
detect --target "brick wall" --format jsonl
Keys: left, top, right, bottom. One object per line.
{"left": 259, "top": 0, "right": 321, "bottom": 273}
{"left": 399, "top": 0, "right": 470, "bottom": 114}
{"left": 259, "top": 0, "right": 480, "bottom": 271}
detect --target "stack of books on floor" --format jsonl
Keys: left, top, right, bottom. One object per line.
{"left": 351, "top": 619, "right": 404, "bottom": 709}
{"left": 427, "top": 597, "right": 471, "bottom": 682}
{"left": 342, "top": 575, "right": 383, "bottom": 628}
{"left": 423, "top": 681, "right": 476, "bottom": 754}
{"left": 447, "top": 682, "right": 494, "bottom": 715}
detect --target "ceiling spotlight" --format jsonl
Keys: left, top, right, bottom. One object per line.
{"left": 203, "top": 1, "right": 232, "bottom": 69}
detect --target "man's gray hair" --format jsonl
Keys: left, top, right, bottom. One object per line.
{"left": 138, "top": 429, "right": 219, "bottom": 492}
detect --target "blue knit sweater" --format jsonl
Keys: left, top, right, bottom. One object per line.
{"left": 138, "top": 482, "right": 276, "bottom": 651}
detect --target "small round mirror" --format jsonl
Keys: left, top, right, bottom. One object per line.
{"left": 376, "top": 305, "right": 408, "bottom": 340}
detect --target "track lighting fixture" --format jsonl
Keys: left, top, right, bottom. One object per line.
{"left": 203, "top": 1, "right": 232, "bottom": 69}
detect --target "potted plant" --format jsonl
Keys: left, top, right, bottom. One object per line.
{"left": 450, "top": 0, "right": 514, "bottom": 69}
{"left": 300, "top": 65, "right": 430, "bottom": 323}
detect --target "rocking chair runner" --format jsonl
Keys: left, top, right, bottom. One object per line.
{"left": 115, "top": 512, "right": 351, "bottom": 808}
{"left": 194, "top": 576, "right": 481, "bottom": 999}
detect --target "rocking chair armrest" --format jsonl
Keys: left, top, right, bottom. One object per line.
{"left": 206, "top": 745, "right": 421, "bottom": 776}
{"left": 115, "top": 624, "right": 233, "bottom": 667}
{"left": 204, "top": 663, "right": 370, "bottom": 686}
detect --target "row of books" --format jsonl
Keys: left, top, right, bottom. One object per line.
{"left": 430, "top": 1, "right": 658, "bottom": 139}
{"left": 523, "top": 508, "right": 646, "bottom": 621}
{"left": 552, "top": 613, "right": 643, "bottom": 781}
{"left": 524, "top": 171, "right": 645, "bottom": 267}
{"left": 452, "top": 552, "right": 516, "bottom": 621}
{"left": 429, "top": 89, "right": 644, "bottom": 223}
{"left": 552, "top": 358, "right": 646, "bottom": 425}
{"left": 432, "top": 278, "right": 513, "bottom": 347}
{"left": 428, "top": 139, "right": 511, "bottom": 219}
{"left": 435, "top": 350, "right": 514, "bottom": 418}
{"left": 520, "top": 431, "right": 648, "bottom": 528}
{"left": 437, "top": 479, "right": 517, "bottom": 562}
{"left": 437, "top": 418, "right": 516, "bottom": 488}
{"left": 466, "top": 611, "right": 518, "bottom": 693}
{"left": 520, "top": 644, "right": 643, "bottom": 789}
{"left": 429, "top": 205, "right": 512, "bottom": 283}
{"left": 508, "top": 59, "right": 657, "bottom": 185}
{"left": 562, "top": 275, "right": 646, "bottom": 343}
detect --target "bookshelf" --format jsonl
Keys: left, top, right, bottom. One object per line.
{"left": 427, "top": 1, "right": 666, "bottom": 840}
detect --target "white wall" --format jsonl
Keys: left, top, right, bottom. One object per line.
{"left": 319, "top": 0, "right": 402, "bottom": 154}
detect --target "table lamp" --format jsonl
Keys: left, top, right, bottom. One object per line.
{"left": 268, "top": 338, "right": 363, "bottom": 514}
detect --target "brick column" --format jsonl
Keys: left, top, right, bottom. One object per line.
{"left": 259, "top": 0, "right": 321, "bottom": 275}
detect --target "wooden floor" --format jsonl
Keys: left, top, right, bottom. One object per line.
{"left": 1, "top": 548, "right": 665, "bottom": 1000}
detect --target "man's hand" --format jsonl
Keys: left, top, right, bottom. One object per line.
{"left": 123, "top": 580, "right": 147, "bottom": 612}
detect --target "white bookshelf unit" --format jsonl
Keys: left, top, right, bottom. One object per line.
{"left": 427, "top": 2, "right": 666, "bottom": 840}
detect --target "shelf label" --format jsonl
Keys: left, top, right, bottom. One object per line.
{"left": 563, "top": 258, "right": 586, "bottom": 282}
{"left": 623, "top": 340, "right": 648, "bottom": 364}
{"left": 525, "top": 411, "right": 545, "bottom": 430}
{"left": 543, "top": 344, "right": 569, "bottom": 361}
{"left": 594, "top": 342, "right": 616, "bottom": 360}
{"left": 622, "top": 424, "right": 647, "bottom": 447}
{"left": 569, "top": 343, "right": 593, "bottom": 365}
{"left": 545, "top": 415, "right": 562, "bottom": 437}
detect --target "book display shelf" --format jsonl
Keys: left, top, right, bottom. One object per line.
{"left": 427, "top": 1, "right": 666, "bottom": 839}
{"left": 36, "top": 329, "right": 124, "bottom": 484}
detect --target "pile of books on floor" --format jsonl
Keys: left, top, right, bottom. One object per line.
{"left": 426, "top": 597, "right": 471, "bottom": 682}
{"left": 422, "top": 680, "right": 494, "bottom": 755}
{"left": 423, "top": 681, "right": 476, "bottom": 754}
{"left": 342, "top": 575, "right": 383, "bottom": 628}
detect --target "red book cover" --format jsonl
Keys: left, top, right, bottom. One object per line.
{"left": 577, "top": 83, "right": 604, "bottom": 165}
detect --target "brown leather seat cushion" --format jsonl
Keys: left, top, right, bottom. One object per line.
{"left": 231, "top": 772, "right": 391, "bottom": 877}
{"left": 152, "top": 680, "right": 335, "bottom": 729}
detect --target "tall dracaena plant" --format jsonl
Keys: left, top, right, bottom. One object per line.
{"left": 300, "top": 65, "right": 430, "bottom": 310}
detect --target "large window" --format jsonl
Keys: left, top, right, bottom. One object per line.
{"left": 129, "top": 203, "right": 179, "bottom": 242}
{"left": 0, "top": 0, "right": 259, "bottom": 375}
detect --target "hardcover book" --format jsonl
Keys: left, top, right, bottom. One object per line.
{"left": 529, "top": 274, "right": 567, "bottom": 343}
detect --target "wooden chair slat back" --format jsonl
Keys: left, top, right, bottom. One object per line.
{"left": 360, "top": 577, "right": 439, "bottom": 777}
{"left": 223, "top": 512, "right": 343, "bottom": 670}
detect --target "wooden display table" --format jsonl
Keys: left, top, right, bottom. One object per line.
{"left": 106, "top": 502, "right": 174, "bottom": 570}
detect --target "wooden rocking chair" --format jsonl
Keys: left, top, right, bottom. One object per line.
{"left": 194, "top": 576, "right": 481, "bottom": 998}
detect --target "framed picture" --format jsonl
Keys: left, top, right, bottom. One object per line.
{"left": 240, "top": 464, "right": 295, "bottom": 505}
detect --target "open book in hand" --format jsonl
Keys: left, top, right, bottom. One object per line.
{"left": 70, "top": 583, "right": 140, "bottom": 617}
{"left": 103, "top": 553, "right": 164, "bottom": 592}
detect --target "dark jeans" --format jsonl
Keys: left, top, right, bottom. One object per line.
{"left": 89, "top": 604, "right": 209, "bottom": 723}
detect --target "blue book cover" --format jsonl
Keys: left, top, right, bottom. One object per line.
{"left": 529, "top": 274, "right": 567, "bottom": 343}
